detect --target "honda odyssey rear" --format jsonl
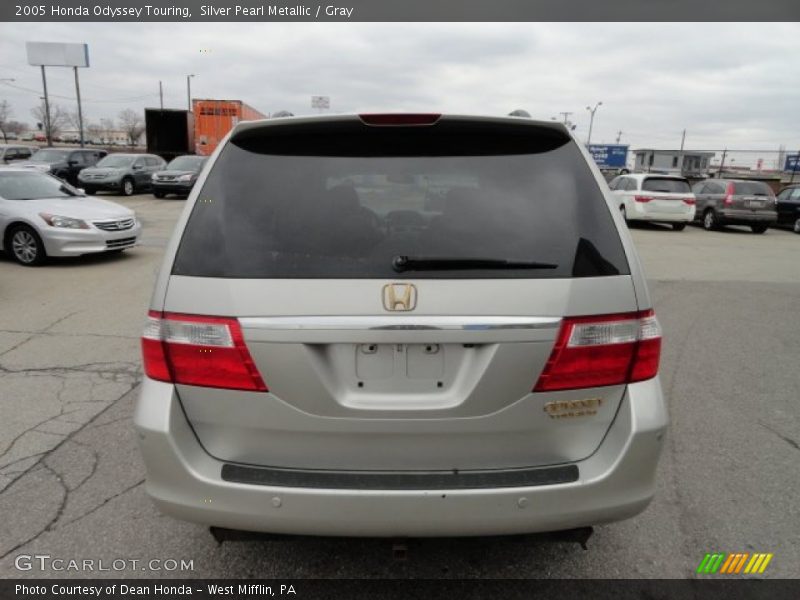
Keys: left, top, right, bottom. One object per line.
{"left": 134, "top": 114, "right": 668, "bottom": 537}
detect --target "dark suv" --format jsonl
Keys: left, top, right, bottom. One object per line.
{"left": 691, "top": 179, "right": 777, "bottom": 233}
{"left": 776, "top": 185, "right": 800, "bottom": 233}
{"left": 0, "top": 145, "right": 35, "bottom": 164}
{"left": 22, "top": 148, "right": 107, "bottom": 187}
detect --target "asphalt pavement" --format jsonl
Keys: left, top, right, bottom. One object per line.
{"left": 0, "top": 200, "right": 798, "bottom": 579}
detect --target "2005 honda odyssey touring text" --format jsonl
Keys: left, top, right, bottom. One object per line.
{"left": 134, "top": 114, "right": 668, "bottom": 537}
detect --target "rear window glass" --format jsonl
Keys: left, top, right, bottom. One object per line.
{"left": 642, "top": 177, "right": 691, "bottom": 193}
{"left": 172, "top": 119, "right": 630, "bottom": 279}
{"left": 733, "top": 181, "right": 773, "bottom": 196}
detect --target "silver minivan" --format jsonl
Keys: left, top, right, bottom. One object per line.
{"left": 135, "top": 114, "right": 667, "bottom": 537}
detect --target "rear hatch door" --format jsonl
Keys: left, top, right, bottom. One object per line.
{"left": 162, "top": 116, "right": 640, "bottom": 472}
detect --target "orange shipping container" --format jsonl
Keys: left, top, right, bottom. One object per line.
{"left": 192, "top": 99, "right": 267, "bottom": 156}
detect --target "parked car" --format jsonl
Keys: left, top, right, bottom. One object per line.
{"left": 33, "top": 133, "right": 46, "bottom": 142}
{"left": 135, "top": 114, "right": 666, "bottom": 538}
{"left": 608, "top": 173, "right": 695, "bottom": 230}
{"left": 151, "top": 155, "right": 207, "bottom": 198}
{"left": 0, "top": 144, "right": 35, "bottom": 164}
{"left": 0, "top": 168, "right": 141, "bottom": 266}
{"left": 775, "top": 184, "right": 800, "bottom": 233}
{"left": 78, "top": 153, "right": 165, "bottom": 196}
{"left": 19, "top": 148, "right": 108, "bottom": 187}
{"left": 691, "top": 179, "right": 777, "bottom": 233}
{"left": 3, "top": 132, "right": 19, "bottom": 141}
{"left": 20, "top": 132, "right": 35, "bottom": 141}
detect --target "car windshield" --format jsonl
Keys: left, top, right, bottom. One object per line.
{"left": 167, "top": 156, "right": 205, "bottom": 171}
{"left": 96, "top": 155, "right": 135, "bottom": 168}
{"left": 173, "top": 119, "right": 630, "bottom": 279}
{"left": 0, "top": 171, "right": 81, "bottom": 200}
{"left": 642, "top": 177, "right": 691, "bottom": 193}
{"left": 31, "top": 149, "right": 69, "bottom": 162}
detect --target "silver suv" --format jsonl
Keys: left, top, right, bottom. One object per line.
{"left": 135, "top": 114, "right": 667, "bottom": 537}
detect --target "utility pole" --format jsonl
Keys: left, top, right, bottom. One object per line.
{"left": 159, "top": 81, "right": 163, "bottom": 110}
{"left": 558, "top": 111, "right": 573, "bottom": 124}
{"left": 73, "top": 66, "right": 84, "bottom": 148}
{"left": 586, "top": 101, "right": 602, "bottom": 145}
{"left": 186, "top": 74, "right": 195, "bottom": 111}
{"left": 678, "top": 129, "right": 686, "bottom": 176}
{"left": 40, "top": 65, "right": 52, "bottom": 147}
{"left": 718, "top": 148, "right": 727, "bottom": 177}
{"left": 616, "top": 130, "right": 623, "bottom": 143}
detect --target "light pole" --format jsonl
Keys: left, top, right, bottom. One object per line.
{"left": 585, "top": 101, "right": 602, "bottom": 145}
{"left": 186, "top": 74, "right": 195, "bottom": 111}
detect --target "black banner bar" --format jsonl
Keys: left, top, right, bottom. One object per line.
{"left": 2, "top": 0, "right": 799, "bottom": 22}
{"left": 2, "top": 579, "right": 800, "bottom": 600}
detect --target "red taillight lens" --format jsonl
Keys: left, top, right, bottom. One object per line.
{"left": 142, "top": 311, "right": 267, "bottom": 391}
{"left": 683, "top": 197, "right": 696, "bottom": 205}
{"left": 533, "top": 310, "right": 661, "bottom": 392}
{"left": 724, "top": 183, "right": 735, "bottom": 206}
{"left": 634, "top": 195, "right": 653, "bottom": 203}
{"left": 359, "top": 113, "right": 441, "bottom": 126}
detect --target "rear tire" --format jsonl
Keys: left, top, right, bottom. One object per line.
{"left": 153, "top": 190, "right": 166, "bottom": 199}
{"left": 750, "top": 224, "right": 768, "bottom": 234}
{"left": 121, "top": 177, "right": 135, "bottom": 197}
{"left": 672, "top": 223, "right": 687, "bottom": 231}
{"left": 7, "top": 225, "right": 47, "bottom": 266}
{"left": 620, "top": 205, "right": 628, "bottom": 223}
{"left": 83, "top": 187, "right": 96, "bottom": 195}
{"left": 703, "top": 209, "right": 718, "bottom": 231}
{"left": 794, "top": 218, "right": 800, "bottom": 234}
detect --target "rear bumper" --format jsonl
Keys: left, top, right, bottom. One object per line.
{"left": 133, "top": 377, "right": 668, "bottom": 537}
{"left": 628, "top": 202, "right": 694, "bottom": 223}
{"left": 716, "top": 209, "right": 777, "bottom": 225}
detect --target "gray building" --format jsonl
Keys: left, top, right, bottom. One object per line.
{"left": 634, "top": 149, "right": 715, "bottom": 177}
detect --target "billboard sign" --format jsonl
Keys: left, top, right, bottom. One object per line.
{"left": 785, "top": 154, "right": 800, "bottom": 172}
{"left": 587, "top": 144, "right": 629, "bottom": 169}
{"left": 26, "top": 42, "right": 89, "bottom": 67}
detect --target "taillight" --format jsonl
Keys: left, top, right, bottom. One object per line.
{"left": 142, "top": 311, "right": 267, "bottom": 391}
{"left": 724, "top": 183, "right": 735, "bottom": 206}
{"left": 634, "top": 195, "right": 653, "bottom": 203}
{"left": 533, "top": 310, "right": 662, "bottom": 392}
{"left": 359, "top": 113, "right": 441, "bottom": 126}
{"left": 683, "top": 197, "right": 696, "bottom": 205}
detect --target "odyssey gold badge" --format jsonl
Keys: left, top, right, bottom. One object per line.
{"left": 543, "top": 398, "right": 604, "bottom": 419}
{"left": 382, "top": 283, "right": 417, "bottom": 312}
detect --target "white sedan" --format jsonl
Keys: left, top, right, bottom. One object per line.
{"left": 0, "top": 167, "right": 141, "bottom": 266}
{"left": 608, "top": 173, "right": 696, "bottom": 231}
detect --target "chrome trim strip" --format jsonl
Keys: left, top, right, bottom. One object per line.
{"left": 239, "top": 316, "right": 561, "bottom": 331}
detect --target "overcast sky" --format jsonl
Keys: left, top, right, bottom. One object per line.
{"left": 1, "top": 22, "right": 798, "bottom": 154}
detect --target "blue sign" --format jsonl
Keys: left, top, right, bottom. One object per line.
{"left": 785, "top": 154, "right": 800, "bottom": 172}
{"left": 587, "top": 144, "right": 629, "bottom": 169}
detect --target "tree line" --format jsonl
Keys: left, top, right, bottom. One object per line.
{"left": 0, "top": 99, "right": 145, "bottom": 145}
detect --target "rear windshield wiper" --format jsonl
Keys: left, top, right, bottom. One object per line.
{"left": 391, "top": 255, "right": 558, "bottom": 273}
